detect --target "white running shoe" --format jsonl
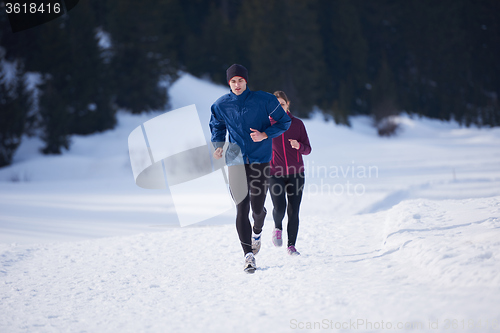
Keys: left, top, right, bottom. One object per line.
{"left": 287, "top": 245, "right": 300, "bottom": 256}
{"left": 272, "top": 228, "right": 283, "bottom": 247}
{"left": 252, "top": 232, "right": 262, "bottom": 255}
{"left": 244, "top": 253, "right": 256, "bottom": 273}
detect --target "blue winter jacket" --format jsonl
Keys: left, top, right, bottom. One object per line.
{"left": 210, "top": 88, "right": 291, "bottom": 164}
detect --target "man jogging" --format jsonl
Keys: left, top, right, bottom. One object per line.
{"left": 210, "top": 64, "right": 291, "bottom": 273}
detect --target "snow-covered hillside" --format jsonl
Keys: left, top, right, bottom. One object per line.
{"left": 1, "top": 74, "right": 500, "bottom": 332}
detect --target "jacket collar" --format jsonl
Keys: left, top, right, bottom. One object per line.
{"left": 229, "top": 87, "right": 251, "bottom": 101}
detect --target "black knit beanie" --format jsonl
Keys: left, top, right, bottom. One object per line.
{"left": 226, "top": 64, "right": 248, "bottom": 84}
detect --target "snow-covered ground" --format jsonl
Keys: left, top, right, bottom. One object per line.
{"left": 1, "top": 74, "right": 500, "bottom": 332}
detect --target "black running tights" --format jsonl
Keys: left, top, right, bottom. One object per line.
{"left": 228, "top": 163, "right": 270, "bottom": 255}
{"left": 269, "top": 173, "right": 305, "bottom": 247}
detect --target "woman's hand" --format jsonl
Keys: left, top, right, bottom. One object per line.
{"left": 289, "top": 139, "right": 300, "bottom": 150}
{"left": 213, "top": 147, "right": 223, "bottom": 159}
{"left": 250, "top": 128, "right": 268, "bottom": 142}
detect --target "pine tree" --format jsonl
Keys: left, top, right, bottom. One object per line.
{"left": 106, "top": 0, "right": 181, "bottom": 113}
{"left": 318, "top": 0, "right": 369, "bottom": 124}
{"left": 0, "top": 66, "right": 33, "bottom": 166}
{"left": 38, "top": 72, "right": 72, "bottom": 154}
{"left": 239, "top": 0, "right": 325, "bottom": 116}
{"left": 63, "top": 0, "right": 116, "bottom": 135}
{"left": 33, "top": 1, "right": 117, "bottom": 153}
{"left": 183, "top": 2, "right": 241, "bottom": 83}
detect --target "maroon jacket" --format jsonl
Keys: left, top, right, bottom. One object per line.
{"left": 270, "top": 112, "right": 312, "bottom": 176}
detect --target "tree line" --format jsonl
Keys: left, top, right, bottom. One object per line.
{"left": 1, "top": 0, "right": 499, "bottom": 166}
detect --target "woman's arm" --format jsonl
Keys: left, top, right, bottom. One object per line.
{"left": 297, "top": 120, "right": 312, "bottom": 155}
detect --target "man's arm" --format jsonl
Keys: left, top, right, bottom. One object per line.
{"left": 262, "top": 98, "right": 291, "bottom": 139}
{"left": 209, "top": 104, "right": 227, "bottom": 150}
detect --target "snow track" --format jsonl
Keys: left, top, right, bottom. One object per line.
{"left": 2, "top": 197, "right": 499, "bottom": 332}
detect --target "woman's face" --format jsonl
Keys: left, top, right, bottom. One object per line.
{"left": 229, "top": 76, "right": 247, "bottom": 95}
{"left": 277, "top": 97, "right": 289, "bottom": 112}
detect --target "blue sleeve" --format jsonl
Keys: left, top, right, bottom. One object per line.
{"left": 263, "top": 97, "right": 291, "bottom": 139}
{"left": 209, "top": 104, "right": 226, "bottom": 149}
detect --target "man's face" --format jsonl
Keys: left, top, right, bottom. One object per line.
{"left": 229, "top": 76, "right": 247, "bottom": 95}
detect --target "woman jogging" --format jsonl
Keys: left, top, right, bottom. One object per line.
{"left": 210, "top": 64, "right": 291, "bottom": 273}
{"left": 269, "top": 91, "right": 312, "bottom": 256}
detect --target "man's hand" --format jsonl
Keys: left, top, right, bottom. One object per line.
{"left": 289, "top": 139, "right": 300, "bottom": 150}
{"left": 213, "top": 147, "right": 223, "bottom": 159}
{"left": 250, "top": 128, "right": 268, "bottom": 142}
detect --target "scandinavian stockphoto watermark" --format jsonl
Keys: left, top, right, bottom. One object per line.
{"left": 128, "top": 105, "right": 380, "bottom": 226}
{"left": 303, "top": 160, "right": 379, "bottom": 197}
{"left": 289, "top": 318, "right": 500, "bottom": 330}
{"left": 290, "top": 318, "right": 424, "bottom": 330}
{"left": 128, "top": 105, "right": 234, "bottom": 227}
{"left": 242, "top": 161, "right": 379, "bottom": 198}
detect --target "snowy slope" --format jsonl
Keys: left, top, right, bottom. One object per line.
{"left": 1, "top": 74, "right": 500, "bottom": 332}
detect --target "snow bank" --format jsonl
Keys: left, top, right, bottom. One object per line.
{"left": 381, "top": 197, "right": 500, "bottom": 288}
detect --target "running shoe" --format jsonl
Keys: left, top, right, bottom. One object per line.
{"left": 244, "top": 253, "right": 256, "bottom": 273}
{"left": 272, "top": 228, "right": 283, "bottom": 247}
{"left": 252, "top": 232, "right": 262, "bottom": 255}
{"left": 287, "top": 245, "right": 300, "bottom": 256}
